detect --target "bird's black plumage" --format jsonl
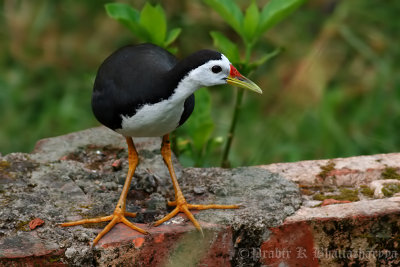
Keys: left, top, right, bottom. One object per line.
{"left": 92, "top": 43, "right": 222, "bottom": 131}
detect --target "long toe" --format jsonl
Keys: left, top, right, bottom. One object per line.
{"left": 61, "top": 212, "right": 147, "bottom": 246}
{"left": 60, "top": 215, "right": 113, "bottom": 227}
{"left": 153, "top": 200, "right": 240, "bottom": 233}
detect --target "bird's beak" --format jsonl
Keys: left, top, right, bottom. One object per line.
{"left": 226, "top": 64, "right": 262, "bottom": 94}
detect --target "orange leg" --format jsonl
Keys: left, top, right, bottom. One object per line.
{"left": 153, "top": 134, "right": 240, "bottom": 233}
{"left": 61, "top": 137, "right": 148, "bottom": 246}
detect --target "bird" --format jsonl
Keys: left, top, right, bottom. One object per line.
{"left": 61, "top": 43, "right": 262, "bottom": 246}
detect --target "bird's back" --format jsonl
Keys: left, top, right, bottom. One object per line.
{"left": 92, "top": 43, "right": 193, "bottom": 130}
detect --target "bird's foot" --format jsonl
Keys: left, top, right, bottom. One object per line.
{"left": 60, "top": 208, "right": 148, "bottom": 246}
{"left": 153, "top": 196, "right": 240, "bottom": 234}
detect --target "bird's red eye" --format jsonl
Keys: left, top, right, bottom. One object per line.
{"left": 211, "top": 65, "right": 222, "bottom": 73}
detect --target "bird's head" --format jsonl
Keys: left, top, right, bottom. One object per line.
{"left": 176, "top": 50, "right": 262, "bottom": 94}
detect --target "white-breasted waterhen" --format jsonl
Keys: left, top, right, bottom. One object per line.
{"left": 61, "top": 43, "right": 262, "bottom": 246}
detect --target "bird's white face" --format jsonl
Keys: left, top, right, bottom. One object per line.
{"left": 187, "top": 53, "right": 262, "bottom": 93}
{"left": 188, "top": 54, "right": 231, "bottom": 87}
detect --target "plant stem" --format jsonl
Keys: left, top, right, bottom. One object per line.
{"left": 221, "top": 43, "right": 253, "bottom": 168}
{"left": 221, "top": 87, "right": 245, "bottom": 168}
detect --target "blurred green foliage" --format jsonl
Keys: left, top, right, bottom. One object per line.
{"left": 105, "top": 2, "right": 181, "bottom": 52}
{"left": 1, "top": 0, "right": 400, "bottom": 168}
{"left": 205, "top": 0, "right": 304, "bottom": 167}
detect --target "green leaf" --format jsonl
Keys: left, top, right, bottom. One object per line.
{"left": 243, "top": 2, "right": 260, "bottom": 44}
{"left": 105, "top": 3, "right": 139, "bottom": 22}
{"left": 210, "top": 31, "right": 240, "bottom": 64}
{"left": 248, "top": 47, "right": 282, "bottom": 69}
{"left": 167, "top": 47, "right": 178, "bottom": 55}
{"left": 164, "top": 28, "right": 181, "bottom": 47}
{"left": 259, "top": 0, "right": 306, "bottom": 34}
{"left": 203, "top": 0, "right": 244, "bottom": 36}
{"left": 139, "top": 3, "right": 167, "bottom": 46}
{"left": 105, "top": 3, "right": 148, "bottom": 40}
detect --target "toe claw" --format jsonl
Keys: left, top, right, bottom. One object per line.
{"left": 124, "top": 212, "right": 137, "bottom": 218}
{"left": 154, "top": 199, "right": 239, "bottom": 234}
{"left": 62, "top": 211, "right": 146, "bottom": 246}
{"left": 167, "top": 200, "right": 176, "bottom": 206}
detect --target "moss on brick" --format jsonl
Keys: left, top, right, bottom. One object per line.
{"left": 360, "top": 185, "right": 374, "bottom": 198}
{"left": 0, "top": 160, "right": 11, "bottom": 170}
{"left": 313, "top": 194, "right": 326, "bottom": 201}
{"left": 318, "top": 161, "right": 336, "bottom": 179}
{"left": 312, "top": 188, "right": 359, "bottom": 202}
{"left": 336, "top": 188, "right": 359, "bottom": 201}
{"left": 300, "top": 188, "right": 314, "bottom": 195}
{"left": 382, "top": 183, "right": 400, "bottom": 197}
{"left": 381, "top": 167, "right": 400, "bottom": 180}
{"left": 15, "top": 220, "right": 31, "bottom": 232}
{"left": 0, "top": 160, "right": 15, "bottom": 180}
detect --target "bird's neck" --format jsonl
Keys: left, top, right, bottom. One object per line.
{"left": 172, "top": 75, "right": 201, "bottom": 103}
{"left": 165, "top": 65, "right": 201, "bottom": 104}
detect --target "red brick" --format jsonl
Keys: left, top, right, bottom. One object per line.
{"left": 261, "top": 222, "right": 319, "bottom": 266}
{"left": 321, "top": 199, "right": 352, "bottom": 206}
{"left": 95, "top": 220, "right": 233, "bottom": 266}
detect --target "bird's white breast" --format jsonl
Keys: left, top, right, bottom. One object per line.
{"left": 116, "top": 75, "right": 198, "bottom": 137}
{"left": 114, "top": 60, "right": 218, "bottom": 138}
{"left": 116, "top": 98, "right": 185, "bottom": 137}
